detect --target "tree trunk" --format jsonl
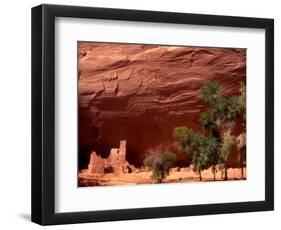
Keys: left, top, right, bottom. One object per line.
{"left": 224, "top": 166, "right": 228, "bottom": 181}
{"left": 199, "top": 170, "right": 202, "bottom": 181}
{"left": 240, "top": 147, "right": 245, "bottom": 180}
{"left": 240, "top": 161, "right": 244, "bottom": 180}
{"left": 212, "top": 166, "right": 216, "bottom": 181}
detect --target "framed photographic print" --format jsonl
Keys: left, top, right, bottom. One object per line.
{"left": 31, "top": 4, "right": 274, "bottom": 225}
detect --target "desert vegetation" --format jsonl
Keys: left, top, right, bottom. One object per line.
{"left": 143, "top": 145, "right": 176, "bottom": 183}
{"left": 139, "top": 81, "right": 246, "bottom": 183}
{"left": 173, "top": 81, "right": 246, "bottom": 181}
{"left": 78, "top": 43, "right": 247, "bottom": 186}
{"left": 80, "top": 80, "right": 247, "bottom": 186}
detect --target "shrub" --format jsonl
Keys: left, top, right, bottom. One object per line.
{"left": 143, "top": 146, "right": 176, "bottom": 183}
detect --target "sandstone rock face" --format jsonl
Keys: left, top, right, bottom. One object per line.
{"left": 78, "top": 42, "right": 246, "bottom": 168}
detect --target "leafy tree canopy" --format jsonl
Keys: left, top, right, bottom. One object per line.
{"left": 173, "top": 127, "right": 219, "bottom": 173}
{"left": 199, "top": 81, "right": 245, "bottom": 133}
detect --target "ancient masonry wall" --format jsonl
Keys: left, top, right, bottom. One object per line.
{"left": 87, "top": 140, "right": 134, "bottom": 175}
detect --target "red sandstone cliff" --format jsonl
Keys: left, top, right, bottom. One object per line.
{"left": 78, "top": 42, "right": 246, "bottom": 168}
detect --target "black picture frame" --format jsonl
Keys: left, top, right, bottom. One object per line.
{"left": 31, "top": 4, "right": 274, "bottom": 225}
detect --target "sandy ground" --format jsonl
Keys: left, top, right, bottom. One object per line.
{"left": 79, "top": 167, "right": 246, "bottom": 187}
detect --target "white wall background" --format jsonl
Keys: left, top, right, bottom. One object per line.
{"left": 0, "top": 0, "right": 279, "bottom": 229}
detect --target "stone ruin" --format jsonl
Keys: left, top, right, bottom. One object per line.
{"left": 87, "top": 140, "right": 135, "bottom": 175}
{"left": 87, "top": 151, "right": 105, "bottom": 175}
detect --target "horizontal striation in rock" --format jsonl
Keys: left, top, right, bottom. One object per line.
{"left": 78, "top": 42, "right": 246, "bottom": 168}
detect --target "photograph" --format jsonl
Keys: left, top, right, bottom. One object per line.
{"left": 78, "top": 42, "right": 247, "bottom": 187}
{"left": 30, "top": 3, "right": 274, "bottom": 226}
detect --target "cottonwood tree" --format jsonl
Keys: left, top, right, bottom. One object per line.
{"left": 173, "top": 127, "right": 218, "bottom": 181}
{"left": 174, "top": 81, "right": 246, "bottom": 181}
{"left": 199, "top": 81, "right": 241, "bottom": 137}
{"left": 220, "top": 129, "right": 236, "bottom": 180}
{"left": 231, "top": 82, "right": 247, "bottom": 177}
{"left": 236, "top": 132, "right": 246, "bottom": 179}
{"left": 236, "top": 83, "right": 246, "bottom": 179}
{"left": 199, "top": 81, "right": 245, "bottom": 179}
{"left": 238, "top": 82, "right": 246, "bottom": 123}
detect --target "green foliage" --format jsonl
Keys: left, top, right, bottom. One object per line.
{"left": 193, "top": 135, "right": 218, "bottom": 173}
{"left": 199, "top": 111, "right": 217, "bottom": 132}
{"left": 173, "top": 81, "right": 246, "bottom": 181}
{"left": 173, "top": 127, "right": 219, "bottom": 178}
{"left": 200, "top": 81, "right": 246, "bottom": 133}
{"left": 228, "top": 96, "right": 241, "bottom": 120}
{"left": 143, "top": 146, "right": 176, "bottom": 183}
{"left": 201, "top": 82, "right": 228, "bottom": 117}
{"left": 173, "top": 127, "right": 198, "bottom": 153}
{"left": 238, "top": 82, "right": 246, "bottom": 122}
{"left": 201, "top": 81, "right": 223, "bottom": 104}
